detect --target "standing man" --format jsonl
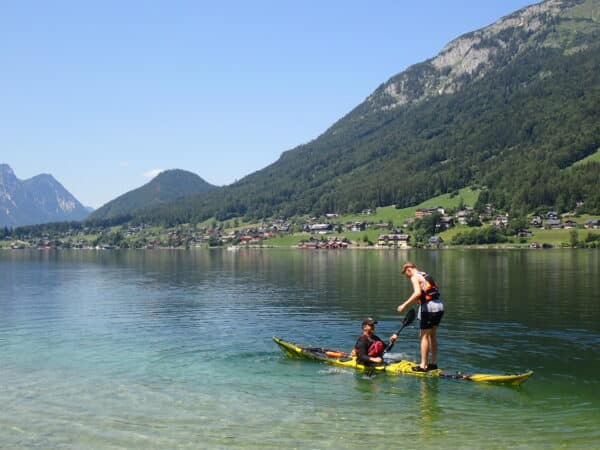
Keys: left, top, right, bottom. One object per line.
{"left": 395, "top": 262, "right": 444, "bottom": 372}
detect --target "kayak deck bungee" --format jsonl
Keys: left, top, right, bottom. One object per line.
{"left": 273, "top": 336, "right": 533, "bottom": 385}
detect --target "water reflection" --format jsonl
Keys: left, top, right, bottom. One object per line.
{"left": 418, "top": 379, "right": 442, "bottom": 440}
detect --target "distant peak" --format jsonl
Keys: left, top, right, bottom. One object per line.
{"left": 0, "top": 164, "right": 17, "bottom": 184}
{"left": 89, "top": 167, "right": 216, "bottom": 220}
{"left": 152, "top": 169, "right": 212, "bottom": 185}
{"left": 28, "top": 173, "right": 59, "bottom": 184}
{"left": 156, "top": 168, "right": 194, "bottom": 177}
{"left": 0, "top": 163, "right": 15, "bottom": 174}
{"left": 32, "top": 173, "right": 55, "bottom": 179}
{"left": 0, "top": 165, "right": 89, "bottom": 226}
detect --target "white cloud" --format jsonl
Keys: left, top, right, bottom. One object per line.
{"left": 143, "top": 169, "right": 164, "bottom": 179}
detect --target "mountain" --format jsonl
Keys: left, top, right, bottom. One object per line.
{"left": 104, "top": 0, "right": 600, "bottom": 225}
{"left": 89, "top": 169, "right": 217, "bottom": 220}
{"left": 0, "top": 164, "right": 90, "bottom": 227}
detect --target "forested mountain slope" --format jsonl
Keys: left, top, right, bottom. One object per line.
{"left": 108, "top": 0, "right": 600, "bottom": 225}
{"left": 90, "top": 169, "right": 216, "bottom": 220}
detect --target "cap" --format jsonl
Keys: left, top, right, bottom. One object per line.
{"left": 362, "top": 317, "right": 378, "bottom": 326}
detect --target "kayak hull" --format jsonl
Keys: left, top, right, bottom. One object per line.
{"left": 273, "top": 336, "right": 533, "bottom": 386}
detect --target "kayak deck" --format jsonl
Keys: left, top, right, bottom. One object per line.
{"left": 273, "top": 336, "right": 533, "bottom": 386}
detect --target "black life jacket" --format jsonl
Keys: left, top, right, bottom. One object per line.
{"left": 354, "top": 335, "right": 385, "bottom": 358}
{"left": 418, "top": 271, "right": 440, "bottom": 304}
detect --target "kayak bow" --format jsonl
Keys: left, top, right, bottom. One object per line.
{"left": 273, "top": 336, "right": 533, "bottom": 386}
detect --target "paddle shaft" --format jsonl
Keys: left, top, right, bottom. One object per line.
{"left": 385, "top": 308, "right": 416, "bottom": 352}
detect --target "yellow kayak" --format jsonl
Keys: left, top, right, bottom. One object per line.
{"left": 273, "top": 336, "right": 533, "bottom": 386}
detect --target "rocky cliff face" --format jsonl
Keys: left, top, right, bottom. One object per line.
{"left": 0, "top": 164, "right": 90, "bottom": 227}
{"left": 350, "top": 0, "right": 598, "bottom": 118}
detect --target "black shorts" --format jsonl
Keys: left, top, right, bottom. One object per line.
{"left": 420, "top": 308, "right": 444, "bottom": 330}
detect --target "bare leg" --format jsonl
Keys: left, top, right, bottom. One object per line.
{"left": 420, "top": 329, "right": 432, "bottom": 368}
{"left": 429, "top": 326, "right": 438, "bottom": 365}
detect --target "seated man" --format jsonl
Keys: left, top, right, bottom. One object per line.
{"left": 352, "top": 317, "right": 387, "bottom": 365}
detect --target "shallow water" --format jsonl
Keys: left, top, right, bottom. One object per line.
{"left": 1, "top": 248, "right": 599, "bottom": 448}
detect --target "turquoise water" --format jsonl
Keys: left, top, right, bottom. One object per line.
{"left": 1, "top": 249, "right": 599, "bottom": 448}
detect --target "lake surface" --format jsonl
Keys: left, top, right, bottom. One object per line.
{"left": 1, "top": 248, "right": 599, "bottom": 449}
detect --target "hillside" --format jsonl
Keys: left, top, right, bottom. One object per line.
{"left": 89, "top": 169, "right": 216, "bottom": 221}
{"left": 104, "top": 0, "right": 600, "bottom": 225}
{"left": 0, "top": 164, "right": 90, "bottom": 227}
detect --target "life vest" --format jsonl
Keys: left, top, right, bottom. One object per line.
{"left": 354, "top": 336, "right": 385, "bottom": 358}
{"left": 417, "top": 271, "right": 440, "bottom": 304}
{"left": 368, "top": 340, "right": 385, "bottom": 357}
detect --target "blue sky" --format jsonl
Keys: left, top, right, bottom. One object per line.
{"left": 1, "top": 0, "right": 535, "bottom": 208}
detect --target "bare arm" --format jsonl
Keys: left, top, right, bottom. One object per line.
{"left": 397, "top": 275, "right": 422, "bottom": 314}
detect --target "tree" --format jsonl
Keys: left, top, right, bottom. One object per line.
{"left": 506, "top": 217, "right": 528, "bottom": 236}
{"left": 208, "top": 236, "right": 221, "bottom": 247}
{"left": 569, "top": 229, "right": 579, "bottom": 248}
{"left": 415, "top": 213, "right": 442, "bottom": 235}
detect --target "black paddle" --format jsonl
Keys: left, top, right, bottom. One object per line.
{"left": 385, "top": 308, "right": 416, "bottom": 352}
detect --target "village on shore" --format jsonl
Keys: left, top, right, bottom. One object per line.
{"left": 4, "top": 202, "right": 600, "bottom": 251}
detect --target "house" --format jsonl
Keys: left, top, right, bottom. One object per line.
{"left": 517, "top": 229, "right": 533, "bottom": 238}
{"left": 439, "top": 216, "right": 454, "bottom": 230}
{"left": 456, "top": 210, "right": 469, "bottom": 226}
{"left": 377, "top": 233, "right": 410, "bottom": 248}
{"left": 564, "top": 220, "right": 578, "bottom": 229}
{"left": 584, "top": 219, "right": 600, "bottom": 229}
{"left": 348, "top": 222, "right": 368, "bottom": 232}
{"left": 325, "top": 213, "right": 339, "bottom": 219}
{"left": 269, "top": 219, "right": 290, "bottom": 233}
{"left": 415, "top": 208, "right": 436, "bottom": 219}
{"left": 428, "top": 235, "right": 444, "bottom": 246}
{"left": 531, "top": 216, "right": 543, "bottom": 228}
{"left": 478, "top": 204, "right": 495, "bottom": 221}
{"left": 545, "top": 211, "right": 561, "bottom": 228}
{"left": 492, "top": 215, "right": 509, "bottom": 228}
{"left": 323, "top": 237, "right": 349, "bottom": 249}
{"left": 220, "top": 233, "right": 237, "bottom": 242}
{"left": 309, "top": 223, "right": 333, "bottom": 234}
{"left": 544, "top": 218, "right": 562, "bottom": 228}
{"left": 373, "top": 223, "right": 390, "bottom": 229}
{"left": 297, "top": 237, "right": 349, "bottom": 249}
